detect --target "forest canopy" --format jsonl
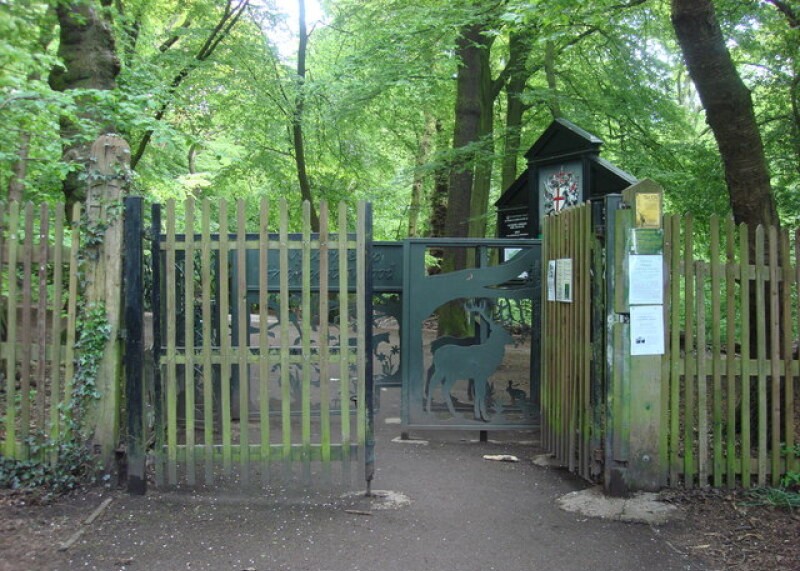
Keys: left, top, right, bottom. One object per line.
{"left": 0, "top": 0, "right": 798, "bottom": 238}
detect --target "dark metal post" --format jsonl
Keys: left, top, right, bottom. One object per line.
{"left": 364, "top": 203, "right": 376, "bottom": 494}
{"left": 151, "top": 203, "right": 164, "bottom": 486}
{"left": 124, "top": 196, "right": 145, "bottom": 495}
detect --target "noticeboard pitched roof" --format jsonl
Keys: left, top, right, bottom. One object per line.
{"left": 524, "top": 118, "right": 603, "bottom": 161}
{"left": 589, "top": 156, "right": 638, "bottom": 191}
{"left": 494, "top": 168, "right": 528, "bottom": 208}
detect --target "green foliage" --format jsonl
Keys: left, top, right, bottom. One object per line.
{"left": 0, "top": 438, "right": 99, "bottom": 502}
{"left": 0, "top": 303, "right": 111, "bottom": 501}
{"left": 1, "top": 0, "right": 797, "bottom": 236}
{"left": 746, "top": 444, "right": 800, "bottom": 510}
{"left": 747, "top": 487, "right": 800, "bottom": 510}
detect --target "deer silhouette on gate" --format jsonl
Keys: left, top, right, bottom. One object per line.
{"left": 426, "top": 300, "right": 513, "bottom": 421}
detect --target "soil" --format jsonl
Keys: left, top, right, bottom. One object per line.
{"left": 0, "top": 488, "right": 112, "bottom": 571}
{"left": 661, "top": 488, "right": 800, "bottom": 571}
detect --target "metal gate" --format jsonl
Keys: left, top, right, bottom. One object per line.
{"left": 146, "top": 198, "right": 373, "bottom": 488}
{"left": 400, "top": 239, "right": 541, "bottom": 430}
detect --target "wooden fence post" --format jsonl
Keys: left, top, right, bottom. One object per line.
{"left": 606, "top": 179, "right": 666, "bottom": 494}
{"left": 84, "top": 134, "right": 129, "bottom": 472}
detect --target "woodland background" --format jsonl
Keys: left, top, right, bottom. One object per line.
{"left": 1, "top": 0, "right": 798, "bottom": 239}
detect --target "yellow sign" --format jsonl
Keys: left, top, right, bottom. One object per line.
{"left": 635, "top": 192, "right": 662, "bottom": 229}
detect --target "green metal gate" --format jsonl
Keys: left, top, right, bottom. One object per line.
{"left": 400, "top": 239, "right": 541, "bottom": 430}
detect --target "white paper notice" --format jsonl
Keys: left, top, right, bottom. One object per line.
{"left": 628, "top": 255, "right": 663, "bottom": 305}
{"left": 547, "top": 260, "right": 556, "bottom": 301}
{"left": 630, "top": 305, "right": 665, "bottom": 356}
{"left": 556, "top": 258, "right": 573, "bottom": 303}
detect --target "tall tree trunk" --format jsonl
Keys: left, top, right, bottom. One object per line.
{"left": 292, "top": 0, "right": 320, "bottom": 231}
{"left": 49, "top": 0, "right": 121, "bottom": 211}
{"left": 544, "top": 40, "right": 562, "bottom": 119}
{"left": 673, "top": 0, "right": 783, "bottom": 431}
{"left": 408, "top": 114, "right": 436, "bottom": 237}
{"left": 440, "top": 24, "right": 488, "bottom": 336}
{"left": 427, "top": 119, "right": 448, "bottom": 240}
{"left": 671, "top": 0, "right": 778, "bottom": 230}
{"left": 500, "top": 32, "right": 531, "bottom": 193}
{"left": 444, "top": 24, "right": 488, "bottom": 244}
{"left": 468, "top": 40, "right": 495, "bottom": 239}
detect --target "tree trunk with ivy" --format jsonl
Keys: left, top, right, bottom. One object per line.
{"left": 48, "top": 0, "right": 121, "bottom": 213}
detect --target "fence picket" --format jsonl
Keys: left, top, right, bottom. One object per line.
{"left": 669, "top": 214, "right": 681, "bottom": 484}
{"left": 684, "top": 215, "right": 696, "bottom": 486}
{"left": 725, "top": 218, "right": 737, "bottom": 488}
{"left": 338, "top": 202, "right": 350, "bottom": 459}
{"left": 63, "top": 204, "right": 81, "bottom": 430}
{"left": 755, "top": 225, "right": 767, "bottom": 486}
{"left": 236, "top": 200, "right": 249, "bottom": 475}
{"left": 781, "top": 230, "right": 793, "bottom": 481}
{"left": 20, "top": 203, "right": 34, "bottom": 453}
{"left": 200, "top": 200, "right": 214, "bottom": 481}
{"left": 165, "top": 200, "right": 178, "bottom": 485}
{"left": 184, "top": 198, "right": 196, "bottom": 485}
{"left": 739, "top": 223, "right": 751, "bottom": 488}
{"left": 2, "top": 202, "right": 19, "bottom": 458}
{"left": 768, "top": 226, "right": 781, "bottom": 486}
{"left": 35, "top": 205, "right": 48, "bottom": 433}
{"left": 258, "top": 198, "right": 270, "bottom": 471}
{"left": 319, "top": 202, "right": 331, "bottom": 463}
{"left": 710, "top": 215, "right": 723, "bottom": 487}
{"left": 218, "top": 200, "right": 232, "bottom": 472}
{"left": 696, "top": 261, "right": 708, "bottom": 487}
{"left": 301, "top": 201, "right": 313, "bottom": 466}
{"left": 49, "top": 206, "right": 65, "bottom": 449}
{"left": 279, "top": 200, "right": 292, "bottom": 461}
{"left": 660, "top": 214, "right": 673, "bottom": 482}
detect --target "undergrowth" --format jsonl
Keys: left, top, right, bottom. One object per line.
{"left": 0, "top": 304, "right": 111, "bottom": 503}
{"left": 746, "top": 444, "right": 800, "bottom": 510}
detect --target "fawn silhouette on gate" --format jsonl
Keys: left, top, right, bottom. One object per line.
{"left": 426, "top": 300, "right": 513, "bottom": 421}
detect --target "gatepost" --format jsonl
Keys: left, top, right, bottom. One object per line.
{"left": 606, "top": 179, "right": 666, "bottom": 494}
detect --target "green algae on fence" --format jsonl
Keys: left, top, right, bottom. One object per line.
{"left": 151, "top": 198, "right": 368, "bottom": 486}
{"left": 663, "top": 216, "right": 799, "bottom": 488}
{"left": 0, "top": 202, "right": 81, "bottom": 464}
{"left": 540, "top": 204, "right": 596, "bottom": 483}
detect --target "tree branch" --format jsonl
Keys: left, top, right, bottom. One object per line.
{"left": 158, "top": 18, "right": 192, "bottom": 52}
{"left": 766, "top": 0, "right": 800, "bottom": 28}
{"left": 130, "top": 0, "right": 250, "bottom": 169}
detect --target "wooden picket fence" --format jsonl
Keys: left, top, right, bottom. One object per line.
{"left": 0, "top": 201, "right": 81, "bottom": 461}
{"left": 664, "top": 215, "right": 799, "bottom": 488}
{"left": 540, "top": 204, "right": 598, "bottom": 483}
{"left": 151, "top": 198, "right": 371, "bottom": 486}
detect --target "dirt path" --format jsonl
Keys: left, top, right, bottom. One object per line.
{"left": 4, "top": 388, "right": 705, "bottom": 571}
{"left": 4, "top": 383, "right": 797, "bottom": 571}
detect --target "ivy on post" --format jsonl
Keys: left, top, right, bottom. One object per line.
{"left": 83, "top": 133, "right": 130, "bottom": 475}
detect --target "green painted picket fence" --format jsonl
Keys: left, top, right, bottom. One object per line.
{"left": 0, "top": 202, "right": 82, "bottom": 462}
{"left": 664, "top": 215, "right": 799, "bottom": 488}
{"left": 151, "top": 198, "right": 371, "bottom": 486}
